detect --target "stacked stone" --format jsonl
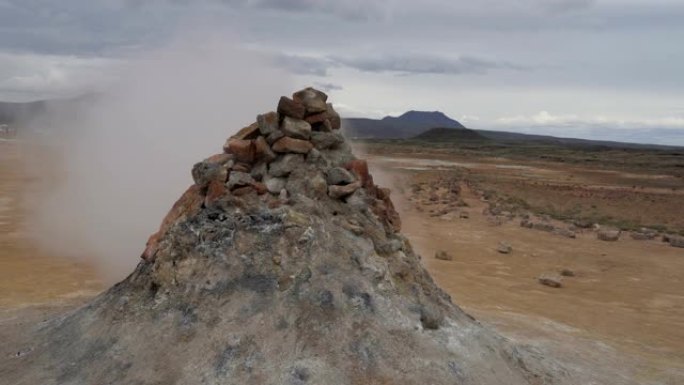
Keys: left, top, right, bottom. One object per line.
{"left": 141, "top": 87, "right": 400, "bottom": 262}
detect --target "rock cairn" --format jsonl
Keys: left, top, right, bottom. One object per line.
{"left": 3, "top": 87, "right": 579, "bottom": 385}
{"left": 141, "top": 87, "right": 400, "bottom": 263}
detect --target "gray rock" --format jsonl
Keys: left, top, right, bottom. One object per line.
{"left": 281, "top": 116, "right": 312, "bottom": 140}
{"left": 328, "top": 181, "right": 361, "bottom": 199}
{"left": 325, "top": 167, "right": 355, "bottom": 185}
{"left": 538, "top": 274, "right": 563, "bottom": 288}
{"left": 293, "top": 87, "right": 328, "bottom": 114}
{"left": 497, "top": 242, "right": 512, "bottom": 254}
{"left": 266, "top": 129, "right": 285, "bottom": 145}
{"left": 227, "top": 171, "right": 254, "bottom": 190}
{"left": 250, "top": 162, "right": 268, "bottom": 181}
{"left": 257, "top": 111, "right": 279, "bottom": 136}
{"left": 435, "top": 251, "right": 453, "bottom": 261}
{"left": 668, "top": 235, "right": 684, "bottom": 248}
{"left": 264, "top": 176, "right": 286, "bottom": 194}
{"left": 311, "top": 131, "right": 344, "bottom": 150}
{"left": 597, "top": 229, "right": 621, "bottom": 242}
{"left": 268, "top": 154, "right": 304, "bottom": 177}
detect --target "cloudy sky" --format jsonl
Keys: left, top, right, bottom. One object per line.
{"left": 1, "top": 0, "right": 683, "bottom": 144}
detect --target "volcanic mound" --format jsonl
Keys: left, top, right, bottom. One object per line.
{"left": 2, "top": 88, "right": 571, "bottom": 384}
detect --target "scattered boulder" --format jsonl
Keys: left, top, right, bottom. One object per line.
{"left": 497, "top": 242, "right": 512, "bottom": 254}
{"left": 434, "top": 251, "right": 453, "bottom": 261}
{"left": 597, "top": 229, "right": 621, "bottom": 242}
{"left": 553, "top": 228, "right": 576, "bottom": 239}
{"left": 560, "top": 269, "right": 575, "bottom": 277}
{"left": 667, "top": 235, "right": 684, "bottom": 248}
{"left": 538, "top": 274, "right": 563, "bottom": 288}
{"left": 459, "top": 211, "right": 469, "bottom": 219}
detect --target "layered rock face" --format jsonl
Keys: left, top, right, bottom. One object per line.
{"left": 2, "top": 88, "right": 570, "bottom": 385}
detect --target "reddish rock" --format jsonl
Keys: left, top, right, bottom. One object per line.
{"left": 327, "top": 103, "right": 341, "bottom": 130}
{"left": 257, "top": 111, "right": 279, "bottom": 136}
{"left": 231, "top": 122, "right": 260, "bottom": 140}
{"left": 204, "top": 153, "right": 233, "bottom": 165}
{"left": 305, "top": 112, "right": 328, "bottom": 125}
{"left": 224, "top": 138, "right": 255, "bottom": 163}
{"left": 232, "top": 162, "right": 252, "bottom": 173}
{"left": 293, "top": 87, "right": 328, "bottom": 115}
{"left": 141, "top": 185, "right": 203, "bottom": 262}
{"left": 277, "top": 96, "right": 306, "bottom": 119}
{"left": 345, "top": 160, "right": 374, "bottom": 188}
{"left": 371, "top": 188, "right": 401, "bottom": 232}
{"left": 232, "top": 186, "right": 255, "bottom": 196}
{"left": 252, "top": 182, "right": 268, "bottom": 195}
{"left": 254, "top": 136, "right": 276, "bottom": 162}
{"left": 272, "top": 136, "right": 313, "bottom": 154}
{"left": 328, "top": 181, "right": 362, "bottom": 199}
{"left": 204, "top": 179, "right": 227, "bottom": 207}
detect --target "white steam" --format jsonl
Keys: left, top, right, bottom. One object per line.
{"left": 22, "top": 35, "right": 293, "bottom": 282}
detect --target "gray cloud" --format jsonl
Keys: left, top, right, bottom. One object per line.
{"left": 313, "top": 82, "right": 343, "bottom": 92}
{"left": 330, "top": 54, "right": 528, "bottom": 76}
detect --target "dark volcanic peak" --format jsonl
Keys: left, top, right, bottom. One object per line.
{"left": 390, "top": 110, "right": 465, "bottom": 128}
{"left": 343, "top": 110, "right": 465, "bottom": 139}
{"left": 2, "top": 87, "right": 574, "bottom": 385}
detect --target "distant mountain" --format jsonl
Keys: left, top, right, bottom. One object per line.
{"left": 413, "top": 127, "right": 488, "bottom": 142}
{"left": 0, "top": 101, "right": 48, "bottom": 125}
{"left": 343, "top": 110, "right": 465, "bottom": 139}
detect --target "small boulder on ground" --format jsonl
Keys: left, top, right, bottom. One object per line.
{"left": 560, "top": 269, "right": 575, "bottom": 277}
{"left": 497, "top": 242, "right": 512, "bottom": 254}
{"left": 434, "top": 251, "right": 453, "bottom": 261}
{"left": 667, "top": 234, "right": 684, "bottom": 248}
{"left": 538, "top": 274, "right": 563, "bottom": 288}
{"left": 597, "top": 229, "right": 621, "bottom": 242}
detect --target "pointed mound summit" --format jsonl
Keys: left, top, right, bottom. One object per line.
{"left": 2, "top": 88, "right": 570, "bottom": 384}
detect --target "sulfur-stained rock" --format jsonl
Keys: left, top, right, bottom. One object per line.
{"left": 272, "top": 136, "right": 313, "bottom": 154}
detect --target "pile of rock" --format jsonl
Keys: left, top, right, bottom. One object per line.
{"left": 142, "top": 87, "right": 400, "bottom": 262}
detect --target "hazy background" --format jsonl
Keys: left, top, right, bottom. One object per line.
{"left": 20, "top": 33, "right": 292, "bottom": 280}
{"left": 1, "top": 0, "right": 683, "bottom": 144}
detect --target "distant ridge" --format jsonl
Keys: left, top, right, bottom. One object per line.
{"left": 413, "top": 127, "right": 488, "bottom": 142}
{"left": 343, "top": 110, "right": 465, "bottom": 139}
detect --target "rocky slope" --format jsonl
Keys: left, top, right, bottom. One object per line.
{"left": 1, "top": 88, "right": 573, "bottom": 385}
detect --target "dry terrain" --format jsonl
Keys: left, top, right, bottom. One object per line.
{"left": 1, "top": 139, "right": 683, "bottom": 382}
